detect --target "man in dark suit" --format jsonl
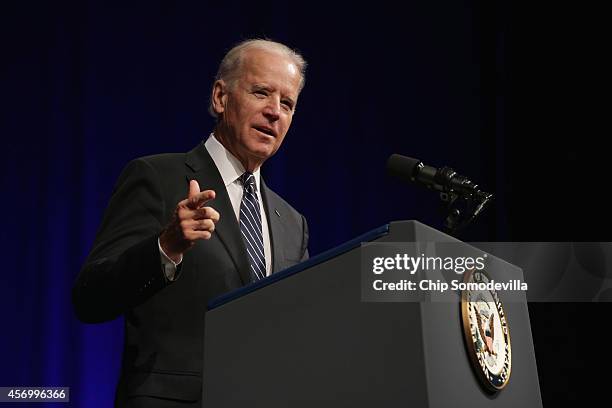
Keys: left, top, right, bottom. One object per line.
{"left": 73, "top": 39, "right": 309, "bottom": 407}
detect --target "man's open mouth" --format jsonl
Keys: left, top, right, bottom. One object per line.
{"left": 253, "top": 126, "right": 275, "bottom": 137}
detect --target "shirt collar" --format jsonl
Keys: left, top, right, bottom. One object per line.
{"left": 204, "top": 133, "right": 262, "bottom": 192}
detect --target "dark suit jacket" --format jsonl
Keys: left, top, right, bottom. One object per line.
{"left": 73, "top": 141, "right": 309, "bottom": 407}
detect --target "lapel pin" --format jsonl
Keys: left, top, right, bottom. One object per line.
{"left": 275, "top": 209, "right": 281, "bottom": 217}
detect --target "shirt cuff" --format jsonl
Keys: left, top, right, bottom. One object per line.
{"left": 158, "top": 238, "right": 183, "bottom": 281}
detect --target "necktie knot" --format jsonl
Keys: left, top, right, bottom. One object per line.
{"left": 240, "top": 172, "right": 256, "bottom": 191}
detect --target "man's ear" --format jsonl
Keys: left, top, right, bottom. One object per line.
{"left": 211, "top": 80, "right": 228, "bottom": 115}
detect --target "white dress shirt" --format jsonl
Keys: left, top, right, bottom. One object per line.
{"left": 159, "top": 133, "right": 272, "bottom": 280}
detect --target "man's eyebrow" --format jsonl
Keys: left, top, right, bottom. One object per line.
{"left": 251, "top": 83, "right": 272, "bottom": 91}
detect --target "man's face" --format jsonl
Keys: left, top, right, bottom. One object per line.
{"left": 213, "top": 48, "right": 302, "bottom": 170}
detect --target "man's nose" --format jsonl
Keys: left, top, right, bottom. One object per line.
{"left": 262, "top": 100, "right": 281, "bottom": 121}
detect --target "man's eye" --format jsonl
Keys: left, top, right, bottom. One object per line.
{"left": 281, "top": 101, "right": 294, "bottom": 111}
{"left": 254, "top": 90, "right": 267, "bottom": 97}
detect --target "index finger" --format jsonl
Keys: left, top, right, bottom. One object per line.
{"left": 187, "top": 189, "right": 216, "bottom": 209}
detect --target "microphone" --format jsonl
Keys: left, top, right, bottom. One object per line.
{"left": 386, "top": 154, "right": 493, "bottom": 233}
{"left": 386, "top": 154, "right": 483, "bottom": 196}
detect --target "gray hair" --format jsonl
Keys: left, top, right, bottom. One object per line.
{"left": 208, "top": 39, "right": 307, "bottom": 118}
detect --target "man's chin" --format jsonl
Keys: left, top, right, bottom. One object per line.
{"left": 247, "top": 142, "right": 276, "bottom": 159}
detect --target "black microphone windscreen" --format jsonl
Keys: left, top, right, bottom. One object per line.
{"left": 386, "top": 154, "right": 421, "bottom": 181}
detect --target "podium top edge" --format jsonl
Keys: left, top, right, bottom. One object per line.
{"left": 207, "top": 223, "right": 391, "bottom": 310}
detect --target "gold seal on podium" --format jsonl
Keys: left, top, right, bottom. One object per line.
{"left": 461, "top": 269, "right": 512, "bottom": 391}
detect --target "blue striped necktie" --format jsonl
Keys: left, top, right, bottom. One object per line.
{"left": 239, "top": 172, "right": 266, "bottom": 281}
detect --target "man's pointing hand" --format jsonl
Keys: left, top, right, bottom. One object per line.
{"left": 160, "top": 180, "right": 220, "bottom": 263}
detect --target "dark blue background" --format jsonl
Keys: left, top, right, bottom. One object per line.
{"left": 1, "top": 1, "right": 607, "bottom": 406}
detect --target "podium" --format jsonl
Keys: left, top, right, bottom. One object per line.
{"left": 202, "top": 221, "right": 542, "bottom": 407}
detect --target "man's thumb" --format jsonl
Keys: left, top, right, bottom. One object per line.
{"left": 188, "top": 179, "right": 200, "bottom": 198}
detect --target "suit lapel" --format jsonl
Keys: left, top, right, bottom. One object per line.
{"left": 185, "top": 142, "right": 251, "bottom": 285}
{"left": 260, "top": 178, "right": 285, "bottom": 273}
